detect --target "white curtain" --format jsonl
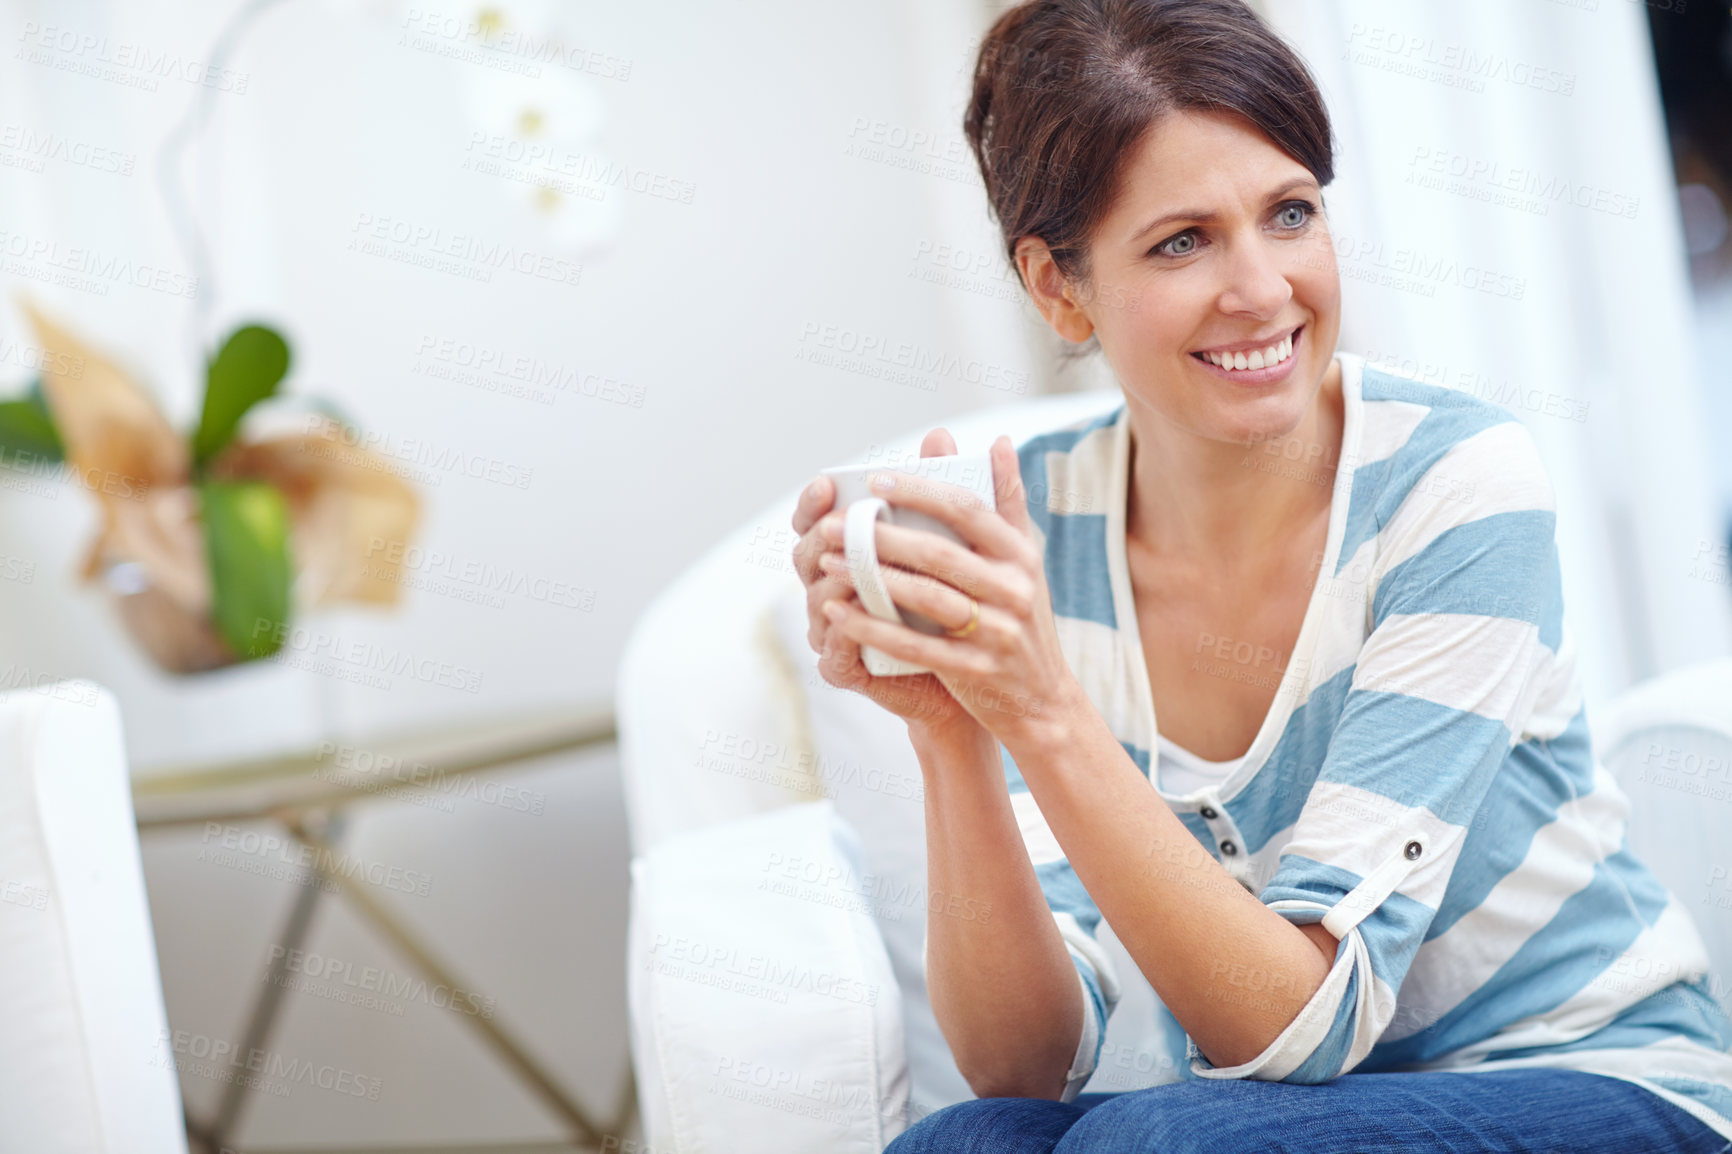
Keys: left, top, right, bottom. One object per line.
{"left": 1253, "top": 0, "right": 1731, "bottom": 713}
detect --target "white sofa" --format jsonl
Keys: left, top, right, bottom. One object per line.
{"left": 0, "top": 681, "right": 188, "bottom": 1152}
{"left": 1594, "top": 660, "right": 1732, "bottom": 997}
{"left": 618, "top": 394, "right": 1732, "bottom": 1153}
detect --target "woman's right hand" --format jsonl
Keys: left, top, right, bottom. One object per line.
{"left": 790, "top": 429, "right": 986, "bottom": 741}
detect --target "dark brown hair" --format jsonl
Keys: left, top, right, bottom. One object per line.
{"left": 964, "top": 0, "right": 1337, "bottom": 288}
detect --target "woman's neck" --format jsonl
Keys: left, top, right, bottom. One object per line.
{"left": 1124, "top": 357, "right": 1344, "bottom": 569}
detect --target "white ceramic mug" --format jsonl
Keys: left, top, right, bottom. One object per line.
{"left": 820, "top": 451, "right": 998, "bottom": 676}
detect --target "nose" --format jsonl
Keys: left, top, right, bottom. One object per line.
{"left": 1217, "top": 229, "right": 1292, "bottom": 320}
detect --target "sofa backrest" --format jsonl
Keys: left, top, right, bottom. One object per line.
{"left": 1596, "top": 658, "right": 1732, "bottom": 1015}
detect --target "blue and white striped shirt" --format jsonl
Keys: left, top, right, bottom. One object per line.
{"left": 1002, "top": 350, "right": 1732, "bottom": 1139}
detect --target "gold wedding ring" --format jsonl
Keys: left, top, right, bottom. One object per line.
{"left": 945, "top": 596, "right": 980, "bottom": 640}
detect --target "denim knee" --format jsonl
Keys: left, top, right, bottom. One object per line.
{"left": 886, "top": 1096, "right": 1089, "bottom": 1153}
{"left": 1053, "top": 1085, "right": 1217, "bottom": 1154}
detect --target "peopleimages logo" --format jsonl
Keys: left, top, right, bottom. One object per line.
{"left": 347, "top": 212, "right": 583, "bottom": 288}
{"left": 265, "top": 944, "right": 497, "bottom": 1020}
{"left": 154, "top": 1028, "right": 382, "bottom": 1100}
{"left": 15, "top": 22, "right": 251, "bottom": 93}
{"left": 398, "top": 9, "right": 633, "bottom": 81}
{"left": 251, "top": 618, "right": 485, "bottom": 694}
{"left": 199, "top": 823, "right": 433, "bottom": 897}
{"left": 795, "top": 321, "right": 1030, "bottom": 394}
{"left": 0, "top": 333, "right": 83, "bottom": 376}
{"left": 361, "top": 537, "right": 596, "bottom": 612}
{"left": 313, "top": 740, "right": 547, "bottom": 815}
{"left": 414, "top": 335, "right": 646, "bottom": 407}
{"left": 0, "top": 227, "right": 199, "bottom": 298}
{"left": 0, "top": 123, "right": 135, "bottom": 174}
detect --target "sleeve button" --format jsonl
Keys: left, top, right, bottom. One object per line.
{"left": 1404, "top": 840, "right": 1423, "bottom": 861}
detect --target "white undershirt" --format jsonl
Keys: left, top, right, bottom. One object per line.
{"left": 1155, "top": 732, "right": 1245, "bottom": 796}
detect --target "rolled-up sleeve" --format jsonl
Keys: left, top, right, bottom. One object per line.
{"left": 1190, "top": 420, "right": 1564, "bottom": 1084}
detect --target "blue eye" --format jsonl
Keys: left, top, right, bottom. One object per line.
{"left": 1149, "top": 200, "right": 1317, "bottom": 259}
{"left": 1154, "top": 232, "right": 1197, "bottom": 258}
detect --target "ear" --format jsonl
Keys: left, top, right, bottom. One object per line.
{"left": 1014, "top": 237, "right": 1095, "bottom": 345}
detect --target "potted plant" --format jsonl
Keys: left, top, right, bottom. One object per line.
{"left": 0, "top": 300, "right": 420, "bottom": 674}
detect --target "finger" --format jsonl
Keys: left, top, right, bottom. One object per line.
{"left": 920, "top": 427, "right": 959, "bottom": 458}
{"left": 990, "top": 435, "right": 1035, "bottom": 533}
{"left": 871, "top": 558, "right": 996, "bottom": 639}
{"left": 826, "top": 598, "right": 990, "bottom": 678}
{"left": 865, "top": 469, "right": 1024, "bottom": 562}
{"left": 793, "top": 522, "right": 831, "bottom": 585}
{"left": 795, "top": 507, "right": 846, "bottom": 584}
{"left": 819, "top": 549, "right": 984, "bottom": 635}
{"left": 791, "top": 475, "right": 835, "bottom": 536}
{"left": 817, "top": 598, "right": 871, "bottom": 685}
{"left": 811, "top": 551, "right": 853, "bottom": 589}
{"left": 861, "top": 522, "right": 1026, "bottom": 609}
{"left": 806, "top": 564, "right": 857, "bottom": 647}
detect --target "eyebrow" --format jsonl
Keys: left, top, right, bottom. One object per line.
{"left": 1129, "top": 177, "right": 1320, "bottom": 244}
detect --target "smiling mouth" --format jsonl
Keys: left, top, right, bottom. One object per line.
{"left": 1191, "top": 325, "right": 1302, "bottom": 373}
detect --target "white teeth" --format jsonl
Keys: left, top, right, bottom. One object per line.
{"left": 1204, "top": 332, "right": 1294, "bottom": 372}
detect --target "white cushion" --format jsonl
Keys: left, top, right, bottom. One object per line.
{"left": 627, "top": 801, "right": 909, "bottom": 1152}
{"left": 0, "top": 681, "right": 186, "bottom": 1153}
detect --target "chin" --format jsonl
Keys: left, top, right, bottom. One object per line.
{"left": 1220, "top": 396, "right": 1309, "bottom": 448}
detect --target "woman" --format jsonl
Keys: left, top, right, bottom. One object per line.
{"left": 788, "top": 1, "right": 1732, "bottom": 1150}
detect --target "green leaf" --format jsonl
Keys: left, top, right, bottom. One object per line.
{"left": 193, "top": 325, "right": 291, "bottom": 469}
{"left": 201, "top": 480, "right": 293, "bottom": 660}
{"left": 0, "top": 382, "right": 65, "bottom": 463}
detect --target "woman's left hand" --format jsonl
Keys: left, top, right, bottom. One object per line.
{"left": 815, "top": 434, "right": 1082, "bottom": 748}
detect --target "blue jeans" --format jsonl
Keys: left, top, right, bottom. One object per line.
{"left": 885, "top": 1068, "right": 1731, "bottom": 1153}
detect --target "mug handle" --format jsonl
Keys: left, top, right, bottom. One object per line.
{"left": 844, "top": 498, "right": 902, "bottom": 626}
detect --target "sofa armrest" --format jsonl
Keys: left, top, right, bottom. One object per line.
{"left": 0, "top": 682, "right": 187, "bottom": 1153}
{"left": 627, "top": 801, "right": 909, "bottom": 1152}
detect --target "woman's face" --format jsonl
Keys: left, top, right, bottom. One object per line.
{"left": 1051, "top": 109, "right": 1341, "bottom": 447}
